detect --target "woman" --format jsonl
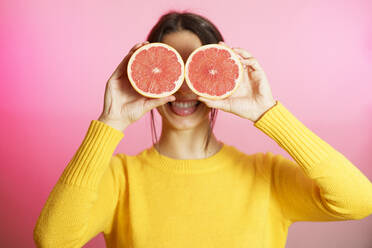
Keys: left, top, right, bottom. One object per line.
{"left": 34, "top": 11, "right": 372, "bottom": 248}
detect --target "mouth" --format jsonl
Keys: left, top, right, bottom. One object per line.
{"left": 167, "top": 100, "right": 202, "bottom": 116}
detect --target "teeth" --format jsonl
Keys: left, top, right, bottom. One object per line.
{"left": 171, "top": 101, "right": 198, "bottom": 108}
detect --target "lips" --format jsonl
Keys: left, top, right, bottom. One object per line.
{"left": 167, "top": 100, "right": 202, "bottom": 116}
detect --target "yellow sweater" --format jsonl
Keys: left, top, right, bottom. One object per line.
{"left": 33, "top": 101, "right": 372, "bottom": 248}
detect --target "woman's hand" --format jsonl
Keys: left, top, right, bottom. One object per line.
{"left": 197, "top": 41, "right": 277, "bottom": 122}
{"left": 98, "top": 41, "right": 176, "bottom": 132}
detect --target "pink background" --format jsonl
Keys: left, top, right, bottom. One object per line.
{"left": 1, "top": 0, "right": 371, "bottom": 247}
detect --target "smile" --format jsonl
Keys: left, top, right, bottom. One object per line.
{"left": 167, "top": 101, "right": 202, "bottom": 116}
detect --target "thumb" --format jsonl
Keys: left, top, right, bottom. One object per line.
{"left": 143, "top": 95, "right": 176, "bottom": 112}
{"left": 198, "top": 96, "right": 231, "bottom": 112}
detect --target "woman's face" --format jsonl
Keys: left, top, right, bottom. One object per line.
{"left": 156, "top": 30, "right": 211, "bottom": 130}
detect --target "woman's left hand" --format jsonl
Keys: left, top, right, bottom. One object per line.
{"left": 197, "top": 41, "right": 277, "bottom": 122}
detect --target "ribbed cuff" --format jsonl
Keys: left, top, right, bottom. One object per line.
{"left": 253, "top": 101, "right": 334, "bottom": 174}
{"left": 59, "top": 120, "right": 124, "bottom": 190}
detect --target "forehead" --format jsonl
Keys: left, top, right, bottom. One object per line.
{"left": 162, "top": 30, "right": 203, "bottom": 61}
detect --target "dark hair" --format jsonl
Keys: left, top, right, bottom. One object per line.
{"left": 146, "top": 10, "right": 224, "bottom": 152}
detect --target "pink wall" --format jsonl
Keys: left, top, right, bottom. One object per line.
{"left": 1, "top": 0, "right": 371, "bottom": 247}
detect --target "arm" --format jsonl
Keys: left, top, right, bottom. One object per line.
{"left": 33, "top": 120, "right": 125, "bottom": 247}
{"left": 254, "top": 101, "right": 372, "bottom": 223}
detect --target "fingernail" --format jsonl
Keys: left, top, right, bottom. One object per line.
{"left": 143, "top": 41, "right": 150, "bottom": 44}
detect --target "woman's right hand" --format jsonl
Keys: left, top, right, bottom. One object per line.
{"left": 97, "top": 41, "right": 176, "bottom": 132}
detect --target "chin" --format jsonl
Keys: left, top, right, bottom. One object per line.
{"left": 156, "top": 102, "right": 211, "bottom": 130}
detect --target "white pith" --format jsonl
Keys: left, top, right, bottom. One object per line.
{"left": 127, "top": 42, "right": 185, "bottom": 98}
{"left": 152, "top": 67, "right": 161, "bottom": 73}
{"left": 209, "top": 69, "right": 217, "bottom": 75}
{"left": 184, "top": 44, "right": 243, "bottom": 100}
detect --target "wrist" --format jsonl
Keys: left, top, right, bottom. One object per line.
{"left": 252, "top": 100, "right": 277, "bottom": 123}
{"left": 97, "top": 116, "right": 129, "bottom": 132}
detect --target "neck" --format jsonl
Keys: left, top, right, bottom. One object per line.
{"left": 154, "top": 120, "right": 222, "bottom": 160}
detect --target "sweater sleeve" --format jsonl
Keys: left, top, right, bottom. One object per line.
{"left": 33, "top": 120, "right": 125, "bottom": 247}
{"left": 253, "top": 101, "right": 372, "bottom": 223}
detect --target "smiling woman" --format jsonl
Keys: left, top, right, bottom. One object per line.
{"left": 146, "top": 12, "right": 224, "bottom": 154}
{"left": 33, "top": 10, "right": 372, "bottom": 248}
{"left": 153, "top": 29, "right": 224, "bottom": 158}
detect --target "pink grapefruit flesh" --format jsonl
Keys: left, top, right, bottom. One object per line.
{"left": 185, "top": 44, "right": 243, "bottom": 100}
{"left": 127, "top": 43, "right": 185, "bottom": 98}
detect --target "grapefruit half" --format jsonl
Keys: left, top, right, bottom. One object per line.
{"left": 185, "top": 44, "right": 243, "bottom": 100}
{"left": 127, "top": 42, "right": 185, "bottom": 98}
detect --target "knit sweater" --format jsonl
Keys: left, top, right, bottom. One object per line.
{"left": 33, "top": 100, "right": 372, "bottom": 248}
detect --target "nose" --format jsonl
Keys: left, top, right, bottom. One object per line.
{"left": 174, "top": 79, "right": 197, "bottom": 99}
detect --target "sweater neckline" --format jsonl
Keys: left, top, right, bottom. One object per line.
{"left": 145, "top": 142, "right": 231, "bottom": 174}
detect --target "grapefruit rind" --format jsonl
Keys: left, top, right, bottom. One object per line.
{"left": 184, "top": 44, "right": 243, "bottom": 100}
{"left": 127, "top": 42, "right": 185, "bottom": 98}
